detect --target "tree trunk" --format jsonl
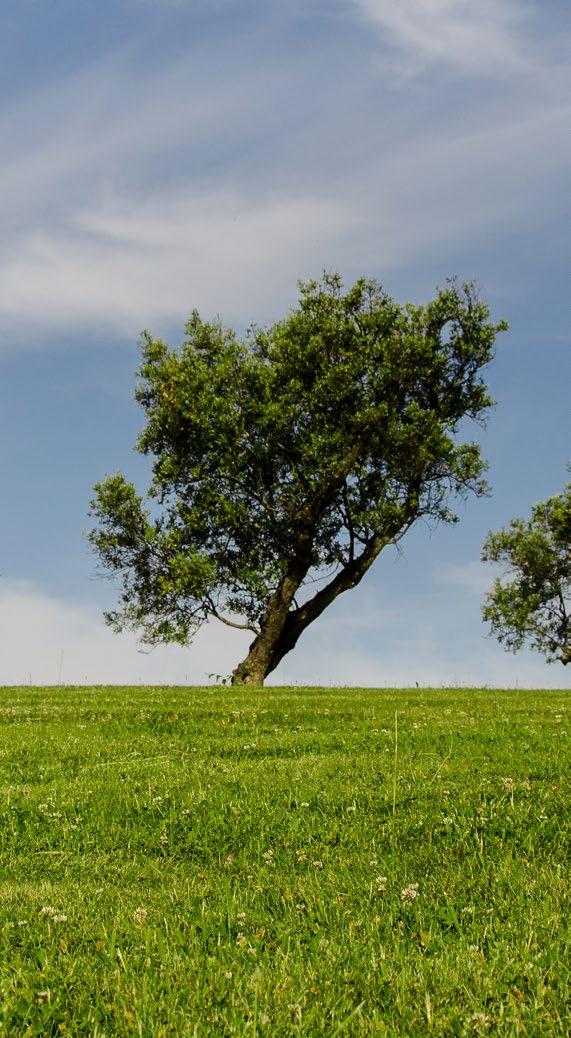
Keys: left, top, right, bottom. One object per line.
{"left": 231, "top": 631, "right": 280, "bottom": 685}
{"left": 231, "top": 605, "right": 297, "bottom": 685}
{"left": 232, "top": 528, "right": 316, "bottom": 685}
{"left": 231, "top": 458, "right": 389, "bottom": 685}
{"left": 231, "top": 532, "right": 390, "bottom": 685}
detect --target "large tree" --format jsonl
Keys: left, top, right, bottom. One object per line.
{"left": 482, "top": 477, "right": 570, "bottom": 665}
{"left": 90, "top": 274, "right": 506, "bottom": 685}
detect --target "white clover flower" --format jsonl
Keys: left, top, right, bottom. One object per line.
{"left": 133, "top": 907, "right": 148, "bottom": 925}
{"left": 472, "top": 1012, "right": 491, "bottom": 1027}
{"left": 52, "top": 914, "right": 67, "bottom": 924}
{"left": 400, "top": 883, "right": 419, "bottom": 902}
{"left": 375, "top": 876, "right": 388, "bottom": 892}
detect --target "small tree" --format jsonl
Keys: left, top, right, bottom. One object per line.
{"left": 482, "top": 477, "right": 571, "bottom": 665}
{"left": 90, "top": 274, "right": 506, "bottom": 685}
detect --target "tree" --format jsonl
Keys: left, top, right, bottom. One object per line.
{"left": 482, "top": 476, "right": 571, "bottom": 665}
{"left": 89, "top": 273, "right": 506, "bottom": 685}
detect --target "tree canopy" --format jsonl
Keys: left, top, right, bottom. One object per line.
{"left": 90, "top": 273, "right": 506, "bottom": 684}
{"left": 482, "top": 476, "right": 570, "bottom": 665}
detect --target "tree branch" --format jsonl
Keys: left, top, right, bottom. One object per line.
{"left": 341, "top": 481, "right": 356, "bottom": 562}
{"left": 208, "top": 600, "right": 259, "bottom": 634}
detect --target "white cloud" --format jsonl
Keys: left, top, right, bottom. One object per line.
{"left": 345, "top": 0, "right": 532, "bottom": 78}
{"left": 0, "top": 580, "right": 247, "bottom": 686}
{"left": 1, "top": 94, "right": 568, "bottom": 339}
{"left": 0, "top": 39, "right": 359, "bottom": 338}
{"left": 0, "top": 4, "right": 568, "bottom": 340}
{"left": 0, "top": 188, "right": 355, "bottom": 336}
{"left": 1, "top": 579, "right": 566, "bottom": 690}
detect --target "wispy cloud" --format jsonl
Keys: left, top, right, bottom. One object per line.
{"left": 0, "top": 2, "right": 568, "bottom": 341}
{"left": 0, "top": 37, "right": 358, "bottom": 337}
{"left": 345, "top": 0, "right": 533, "bottom": 78}
{"left": 1, "top": 94, "right": 567, "bottom": 339}
{"left": 0, "top": 44, "right": 286, "bottom": 225}
{"left": 435, "top": 560, "right": 498, "bottom": 596}
{"left": 0, "top": 188, "right": 355, "bottom": 337}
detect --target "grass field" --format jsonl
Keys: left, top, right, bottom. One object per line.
{"left": 0, "top": 685, "right": 568, "bottom": 1036}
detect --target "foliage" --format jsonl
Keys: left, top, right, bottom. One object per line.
{"left": 482, "top": 477, "right": 571, "bottom": 664}
{"left": 90, "top": 274, "right": 507, "bottom": 682}
{"left": 0, "top": 685, "right": 567, "bottom": 1036}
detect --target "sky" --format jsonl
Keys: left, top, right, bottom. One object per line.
{"left": 0, "top": 0, "right": 569, "bottom": 688}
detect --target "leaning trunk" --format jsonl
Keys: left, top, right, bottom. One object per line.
{"left": 232, "top": 531, "right": 316, "bottom": 685}
{"left": 231, "top": 629, "right": 279, "bottom": 685}
{"left": 231, "top": 587, "right": 306, "bottom": 684}
{"left": 231, "top": 531, "right": 391, "bottom": 685}
{"left": 232, "top": 601, "right": 304, "bottom": 684}
{"left": 231, "top": 611, "right": 307, "bottom": 685}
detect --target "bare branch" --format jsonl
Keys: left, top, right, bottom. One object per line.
{"left": 207, "top": 598, "right": 260, "bottom": 634}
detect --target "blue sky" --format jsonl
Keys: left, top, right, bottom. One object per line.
{"left": 0, "top": 0, "right": 569, "bottom": 687}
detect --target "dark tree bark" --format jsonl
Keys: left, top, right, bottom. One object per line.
{"left": 231, "top": 529, "right": 316, "bottom": 685}
{"left": 231, "top": 532, "right": 390, "bottom": 685}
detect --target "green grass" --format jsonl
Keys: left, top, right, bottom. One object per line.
{"left": 0, "top": 685, "right": 568, "bottom": 1036}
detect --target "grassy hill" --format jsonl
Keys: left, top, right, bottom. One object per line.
{"left": 0, "top": 685, "right": 567, "bottom": 1035}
